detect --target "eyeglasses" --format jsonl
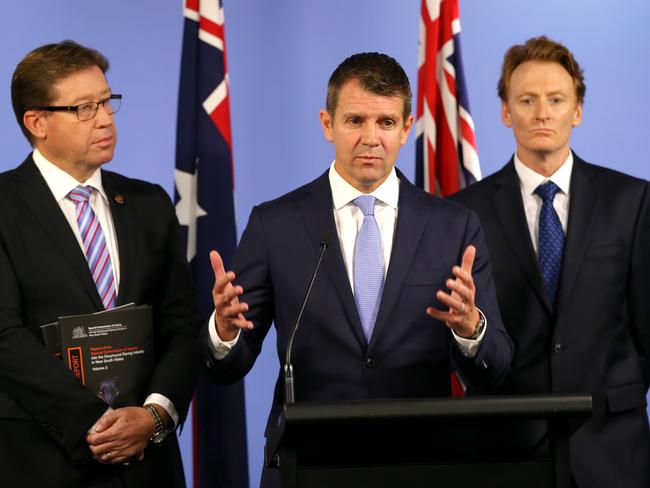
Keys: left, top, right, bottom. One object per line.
{"left": 34, "top": 94, "right": 122, "bottom": 121}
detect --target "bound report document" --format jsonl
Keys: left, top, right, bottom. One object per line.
{"left": 40, "top": 304, "right": 154, "bottom": 407}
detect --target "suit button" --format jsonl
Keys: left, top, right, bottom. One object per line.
{"left": 553, "top": 343, "right": 563, "bottom": 354}
{"left": 479, "top": 360, "right": 489, "bottom": 370}
{"left": 52, "top": 430, "right": 63, "bottom": 439}
{"left": 365, "top": 357, "right": 376, "bottom": 368}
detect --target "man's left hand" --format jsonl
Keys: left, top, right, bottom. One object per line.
{"left": 427, "top": 245, "right": 481, "bottom": 338}
{"left": 86, "top": 406, "right": 154, "bottom": 464}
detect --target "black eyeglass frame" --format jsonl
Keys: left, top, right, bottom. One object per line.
{"left": 33, "top": 94, "right": 122, "bottom": 121}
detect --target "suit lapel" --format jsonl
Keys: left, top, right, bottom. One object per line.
{"left": 13, "top": 157, "right": 103, "bottom": 309}
{"left": 296, "top": 172, "right": 367, "bottom": 348}
{"left": 102, "top": 172, "right": 136, "bottom": 306}
{"left": 556, "top": 156, "right": 598, "bottom": 315}
{"left": 492, "top": 161, "right": 554, "bottom": 314}
{"left": 369, "top": 173, "right": 427, "bottom": 350}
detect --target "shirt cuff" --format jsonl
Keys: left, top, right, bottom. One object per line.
{"left": 144, "top": 393, "right": 179, "bottom": 430}
{"left": 207, "top": 310, "right": 240, "bottom": 360}
{"left": 452, "top": 307, "right": 487, "bottom": 358}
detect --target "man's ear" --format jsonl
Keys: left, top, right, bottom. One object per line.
{"left": 572, "top": 102, "right": 583, "bottom": 128}
{"left": 23, "top": 110, "right": 48, "bottom": 141}
{"left": 400, "top": 114, "right": 414, "bottom": 145}
{"left": 501, "top": 101, "right": 512, "bottom": 128}
{"left": 319, "top": 109, "right": 334, "bottom": 142}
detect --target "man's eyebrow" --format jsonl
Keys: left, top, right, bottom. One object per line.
{"left": 67, "top": 88, "right": 112, "bottom": 105}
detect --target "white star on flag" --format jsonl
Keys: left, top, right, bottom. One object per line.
{"left": 174, "top": 166, "right": 207, "bottom": 262}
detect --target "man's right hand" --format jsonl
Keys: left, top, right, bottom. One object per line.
{"left": 210, "top": 250, "right": 253, "bottom": 341}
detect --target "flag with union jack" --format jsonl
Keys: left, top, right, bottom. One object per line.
{"left": 415, "top": 0, "right": 480, "bottom": 196}
{"left": 415, "top": 0, "right": 480, "bottom": 397}
{"left": 174, "top": 1, "right": 248, "bottom": 486}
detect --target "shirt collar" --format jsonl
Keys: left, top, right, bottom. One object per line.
{"left": 513, "top": 151, "right": 573, "bottom": 197}
{"left": 328, "top": 161, "right": 400, "bottom": 210}
{"left": 32, "top": 148, "right": 108, "bottom": 203}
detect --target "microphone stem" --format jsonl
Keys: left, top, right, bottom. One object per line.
{"left": 284, "top": 241, "right": 328, "bottom": 404}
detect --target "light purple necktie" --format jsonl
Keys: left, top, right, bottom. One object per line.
{"left": 353, "top": 195, "right": 385, "bottom": 342}
{"left": 67, "top": 186, "right": 117, "bottom": 309}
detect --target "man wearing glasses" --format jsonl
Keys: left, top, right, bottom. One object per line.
{"left": 0, "top": 41, "right": 201, "bottom": 487}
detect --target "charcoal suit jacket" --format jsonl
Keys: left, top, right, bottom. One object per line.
{"left": 0, "top": 155, "right": 202, "bottom": 487}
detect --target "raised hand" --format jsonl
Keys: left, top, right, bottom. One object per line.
{"left": 426, "top": 245, "right": 481, "bottom": 338}
{"left": 210, "top": 250, "right": 253, "bottom": 341}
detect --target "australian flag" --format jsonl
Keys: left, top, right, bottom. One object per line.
{"left": 174, "top": 1, "right": 248, "bottom": 487}
{"left": 415, "top": 0, "right": 481, "bottom": 196}
{"left": 415, "top": 0, "right": 481, "bottom": 397}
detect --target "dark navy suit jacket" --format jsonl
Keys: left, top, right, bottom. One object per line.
{"left": 203, "top": 169, "right": 513, "bottom": 438}
{"left": 452, "top": 154, "right": 650, "bottom": 487}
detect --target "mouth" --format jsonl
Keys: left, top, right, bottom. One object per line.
{"left": 92, "top": 136, "right": 114, "bottom": 148}
{"left": 531, "top": 128, "right": 553, "bottom": 136}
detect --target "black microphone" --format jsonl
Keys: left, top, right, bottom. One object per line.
{"left": 284, "top": 231, "right": 331, "bottom": 404}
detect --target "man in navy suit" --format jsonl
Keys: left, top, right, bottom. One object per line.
{"left": 452, "top": 36, "right": 650, "bottom": 487}
{"left": 0, "top": 41, "right": 201, "bottom": 487}
{"left": 202, "top": 52, "right": 513, "bottom": 483}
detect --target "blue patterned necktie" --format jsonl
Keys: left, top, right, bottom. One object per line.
{"left": 353, "top": 195, "right": 385, "bottom": 342}
{"left": 67, "top": 186, "right": 117, "bottom": 309}
{"left": 535, "top": 181, "right": 564, "bottom": 303}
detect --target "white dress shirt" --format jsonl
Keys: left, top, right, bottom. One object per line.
{"left": 33, "top": 149, "right": 121, "bottom": 287}
{"left": 209, "top": 162, "right": 485, "bottom": 359}
{"left": 329, "top": 162, "right": 398, "bottom": 288}
{"left": 33, "top": 149, "right": 178, "bottom": 428}
{"left": 513, "top": 152, "right": 572, "bottom": 254}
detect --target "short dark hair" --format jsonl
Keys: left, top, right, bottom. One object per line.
{"left": 498, "top": 36, "right": 585, "bottom": 104}
{"left": 326, "top": 52, "right": 412, "bottom": 120}
{"left": 11, "top": 40, "right": 110, "bottom": 143}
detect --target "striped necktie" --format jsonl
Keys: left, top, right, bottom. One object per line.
{"left": 67, "top": 185, "right": 117, "bottom": 309}
{"left": 353, "top": 195, "right": 385, "bottom": 342}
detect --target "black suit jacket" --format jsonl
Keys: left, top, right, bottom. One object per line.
{"left": 451, "top": 154, "right": 650, "bottom": 487}
{"left": 202, "top": 169, "right": 513, "bottom": 437}
{"left": 0, "top": 155, "right": 202, "bottom": 488}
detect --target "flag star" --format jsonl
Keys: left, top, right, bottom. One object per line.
{"left": 175, "top": 166, "right": 207, "bottom": 262}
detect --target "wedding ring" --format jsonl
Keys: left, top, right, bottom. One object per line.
{"left": 460, "top": 303, "right": 465, "bottom": 314}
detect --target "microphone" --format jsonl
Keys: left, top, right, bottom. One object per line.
{"left": 284, "top": 231, "right": 331, "bottom": 404}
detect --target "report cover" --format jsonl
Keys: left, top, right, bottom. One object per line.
{"left": 57, "top": 305, "right": 154, "bottom": 407}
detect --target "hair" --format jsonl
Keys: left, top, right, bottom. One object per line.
{"left": 326, "top": 52, "right": 412, "bottom": 120}
{"left": 11, "top": 40, "right": 110, "bottom": 143}
{"left": 497, "top": 36, "right": 585, "bottom": 104}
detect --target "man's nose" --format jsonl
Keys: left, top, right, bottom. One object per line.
{"left": 361, "top": 122, "right": 380, "bottom": 145}
{"left": 94, "top": 102, "right": 114, "bottom": 126}
{"left": 535, "top": 100, "right": 551, "bottom": 121}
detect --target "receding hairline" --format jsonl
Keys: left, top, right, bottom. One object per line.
{"left": 48, "top": 67, "right": 112, "bottom": 105}
{"left": 327, "top": 76, "right": 410, "bottom": 118}
{"left": 325, "top": 52, "right": 412, "bottom": 119}
{"left": 331, "top": 78, "right": 407, "bottom": 117}
{"left": 506, "top": 60, "right": 583, "bottom": 101}
{"left": 497, "top": 36, "right": 585, "bottom": 104}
